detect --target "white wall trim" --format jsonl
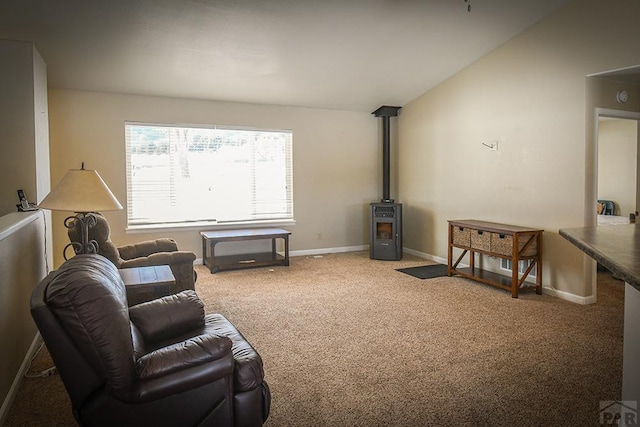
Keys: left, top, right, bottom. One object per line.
{"left": 403, "top": 247, "right": 446, "bottom": 264}
{"left": 0, "top": 333, "right": 42, "bottom": 425}
{"left": 195, "top": 245, "right": 369, "bottom": 265}
{"left": 196, "top": 244, "right": 594, "bottom": 304}
{"left": 290, "top": 245, "right": 369, "bottom": 257}
{"left": 404, "top": 247, "right": 594, "bottom": 304}
{"left": 0, "top": 211, "right": 41, "bottom": 242}
{"left": 542, "top": 286, "right": 597, "bottom": 305}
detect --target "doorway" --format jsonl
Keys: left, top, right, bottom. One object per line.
{"left": 596, "top": 113, "right": 640, "bottom": 224}
{"left": 589, "top": 108, "right": 640, "bottom": 299}
{"left": 585, "top": 65, "right": 640, "bottom": 300}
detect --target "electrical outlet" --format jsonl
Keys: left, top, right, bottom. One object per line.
{"left": 41, "top": 367, "right": 57, "bottom": 377}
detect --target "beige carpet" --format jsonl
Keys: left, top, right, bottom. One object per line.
{"left": 6, "top": 251, "right": 624, "bottom": 426}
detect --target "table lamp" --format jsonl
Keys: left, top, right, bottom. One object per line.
{"left": 39, "top": 162, "right": 123, "bottom": 260}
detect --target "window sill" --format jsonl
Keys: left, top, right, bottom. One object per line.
{"left": 126, "top": 219, "right": 296, "bottom": 234}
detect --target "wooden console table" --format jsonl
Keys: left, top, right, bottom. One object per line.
{"left": 119, "top": 265, "right": 175, "bottom": 306}
{"left": 201, "top": 228, "right": 291, "bottom": 273}
{"left": 447, "top": 220, "right": 543, "bottom": 298}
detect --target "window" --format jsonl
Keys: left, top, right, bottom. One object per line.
{"left": 125, "top": 122, "right": 293, "bottom": 228}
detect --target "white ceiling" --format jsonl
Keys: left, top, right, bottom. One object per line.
{"left": 0, "top": 0, "right": 571, "bottom": 112}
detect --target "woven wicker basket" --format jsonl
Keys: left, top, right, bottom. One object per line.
{"left": 490, "top": 233, "right": 537, "bottom": 257}
{"left": 470, "top": 229, "right": 490, "bottom": 251}
{"left": 452, "top": 226, "right": 470, "bottom": 247}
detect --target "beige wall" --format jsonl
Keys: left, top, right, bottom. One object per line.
{"left": 48, "top": 90, "right": 380, "bottom": 267}
{"left": 0, "top": 41, "right": 51, "bottom": 421}
{"left": 598, "top": 118, "right": 638, "bottom": 216}
{"left": 45, "top": 0, "right": 640, "bottom": 301}
{"left": 398, "top": 0, "right": 640, "bottom": 300}
{"left": 0, "top": 40, "right": 50, "bottom": 216}
{"left": 0, "top": 212, "right": 46, "bottom": 422}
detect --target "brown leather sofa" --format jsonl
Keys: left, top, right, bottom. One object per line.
{"left": 67, "top": 212, "right": 197, "bottom": 293}
{"left": 30, "top": 254, "right": 270, "bottom": 427}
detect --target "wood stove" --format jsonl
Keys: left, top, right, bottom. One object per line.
{"left": 370, "top": 105, "right": 402, "bottom": 261}
{"left": 370, "top": 202, "right": 402, "bottom": 260}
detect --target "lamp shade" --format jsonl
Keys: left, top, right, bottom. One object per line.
{"left": 39, "top": 168, "right": 123, "bottom": 212}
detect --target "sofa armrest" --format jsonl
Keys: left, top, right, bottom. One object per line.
{"left": 135, "top": 333, "right": 233, "bottom": 380}
{"left": 206, "top": 314, "right": 266, "bottom": 392}
{"left": 128, "top": 351, "right": 235, "bottom": 403}
{"left": 129, "top": 290, "right": 204, "bottom": 343}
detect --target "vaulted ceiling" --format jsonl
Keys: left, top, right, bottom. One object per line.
{"left": 0, "top": 0, "right": 572, "bottom": 112}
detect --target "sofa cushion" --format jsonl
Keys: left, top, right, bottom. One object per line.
{"left": 129, "top": 290, "right": 205, "bottom": 344}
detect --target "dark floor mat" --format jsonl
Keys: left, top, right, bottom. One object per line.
{"left": 396, "top": 264, "right": 449, "bottom": 279}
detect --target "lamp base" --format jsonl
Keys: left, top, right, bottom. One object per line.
{"left": 63, "top": 212, "right": 99, "bottom": 261}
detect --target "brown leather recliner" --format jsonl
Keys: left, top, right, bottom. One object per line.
{"left": 67, "top": 212, "right": 197, "bottom": 293}
{"left": 30, "top": 254, "right": 271, "bottom": 427}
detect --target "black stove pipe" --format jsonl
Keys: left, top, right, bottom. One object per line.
{"left": 372, "top": 105, "right": 402, "bottom": 203}
{"left": 381, "top": 115, "right": 391, "bottom": 202}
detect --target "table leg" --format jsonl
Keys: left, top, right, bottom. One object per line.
{"left": 447, "top": 225, "right": 453, "bottom": 276}
{"left": 272, "top": 238, "right": 276, "bottom": 260}
{"left": 469, "top": 250, "right": 475, "bottom": 271}
{"left": 536, "top": 233, "right": 543, "bottom": 294}
{"left": 284, "top": 236, "right": 290, "bottom": 266}
{"left": 202, "top": 236, "right": 207, "bottom": 268}
{"left": 209, "top": 241, "right": 219, "bottom": 274}
{"left": 511, "top": 237, "right": 519, "bottom": 298}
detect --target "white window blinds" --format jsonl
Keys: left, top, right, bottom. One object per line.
{"left": 124, "top": 122, "right": 293, "bottom": 227}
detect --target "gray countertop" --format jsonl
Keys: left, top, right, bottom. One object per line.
{"left": 559, "top": 224, "right": 640, "bottom": 290}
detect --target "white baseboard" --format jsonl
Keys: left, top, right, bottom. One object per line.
{"left": 403, "top": 247, "right": 594, "bottom": 304}
{"left": 541, "top": 286, "right": 596, "bottom": 305}
{"left": 290, "top": 245, "right": 368, "bottom": 258}
{"left": 403, "top": 247, "right": 447, "bottom": 264}
{"left": 195, "top": 245, "right": 369, "bottom": 265}
{"left": 196, "top": 244, "right": 594, "bottom": 305}
{"left": 0, "top": 333, "right": 42, "bottom": 425}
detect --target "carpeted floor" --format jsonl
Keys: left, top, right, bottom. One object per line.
{"left": 5, "top": 251, "right": 624, "bottom": 426}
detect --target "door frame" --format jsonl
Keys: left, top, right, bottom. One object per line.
{"left": 585, "top": 107, "right": 640, "bottom": 221}
{"left": 586, "top": 107, "right": 640, "bottom": 299}
{"left": 591, "top": 108, "right": 640, "bottom": 227}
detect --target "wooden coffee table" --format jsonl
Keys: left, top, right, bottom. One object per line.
{"left": 200, "top": 228, "right": 291, "bottom": 273}
{"left": 119, "top": 265, "right": 175, "bottom": 306}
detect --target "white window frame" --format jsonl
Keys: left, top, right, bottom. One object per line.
{"left": 124, "top": 121, "right": 294, "bottom": 231}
